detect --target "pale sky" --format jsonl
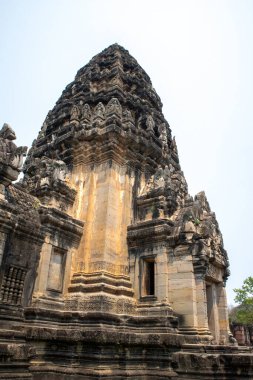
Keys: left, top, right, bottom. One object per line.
{"left": 1, "top": 0, "right": 253, "bottom": 304}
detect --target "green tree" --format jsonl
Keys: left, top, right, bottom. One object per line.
{"left": 233, "top": 277, "right": 253, "bottom": 325}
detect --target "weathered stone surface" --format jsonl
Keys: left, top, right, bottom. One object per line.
{"left": 231, "top": 323, "right": 253, "bottom": 346}
{"left": 0, "top": 44, "right": 252, "bottom": 379}
{"left": 0, "top": 123, "right": 27, "bottom": 188}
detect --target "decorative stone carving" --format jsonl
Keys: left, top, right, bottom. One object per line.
{"left": 70, "top": 105, "right": 80, "bottom": 121}
{"left": 93, "top": 102, "right": 105, "bottom": 123}
{"left": 110, "top": 74, "right": 123, "bottom": 88}
{"left": 106, "top": 97, "right": 122, "bottom": 117}
{"left": 94, "top": 102, "right": 105, "bottom": 120}
{"left": 0, "top": 44, "right": 247, "bottom": 380}
{"left": 164, "top": 165, "right": 172, "bottom": 188}
{"left": 22, "top": 156, "right": 76, "bottom": 211}
{"left": 158, "top": 123, "right": 168, "bottom": 152}
{"left": 171, "top": 136, "right": 178, "bottom": 156}
{"left": 146, "top": 114, "right": 155, "bottom": 131}
{"left": 153, "top": 165, "right": 165, "bottom": 188}
{"left": 141, "top": 165, "right": 173, "bottom": 195}
{"left": 24, "top": 157, "right": 68, "bottom": 191}
{"left": 194, "top": 191, "right": 211, "bottom": 214}
{"left": 206, "top": 263, "right": 222, "bottom": 282}
{"left": 53, "top": 160, "right": 68, "bottom": 182}
{"left": 0, "top": 124, "right": 27, "bottom": 187}
{"left": 122, "top": 109, "right": 134, "bottom": 123}
{"left": 122, "top": 109, "right": 135, "bottom": 132}
{"left": 0, "top": 124, "right": 27, "bottom": 171}
{"left": 81, "top": 102, "right": 92, "bottom": 122}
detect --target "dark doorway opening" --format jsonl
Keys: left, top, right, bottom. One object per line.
{"left": 143, "top": 259, "right": 155, "bottom": 296}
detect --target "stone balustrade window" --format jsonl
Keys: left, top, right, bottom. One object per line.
{"left": 0, "top": 265, "right": 27, "bottom": 305}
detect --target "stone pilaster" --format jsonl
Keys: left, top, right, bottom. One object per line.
{"left": 168, "top": 245, "right": 198, "bottom": 334}
{"left": 194, "top": 272, "right": 211, "bottom": 338}
{"left": 217, "top": 282, "right": 230, "bottom": 343}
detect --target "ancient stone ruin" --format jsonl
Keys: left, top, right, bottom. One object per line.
{"left": 0, "top": 44, "right": 252, "bottom": 379}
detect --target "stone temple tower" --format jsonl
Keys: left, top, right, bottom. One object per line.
{"left": 0, "top": 44, "right": 252, "bottom": 379}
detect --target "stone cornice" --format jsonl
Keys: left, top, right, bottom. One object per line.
{"left": 0, "top": 198, "right": 43, "bottom": 243}
{"left": 127, "top": 219, "right": 174, "bottom": 248}
{"left": 39, "top": 206, "right": 83, "bottom": 245}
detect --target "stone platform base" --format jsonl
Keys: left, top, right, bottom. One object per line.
{"left": 0, "top": 311, "right": 253, "bottom": 380}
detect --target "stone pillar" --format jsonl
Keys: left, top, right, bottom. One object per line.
{"left": 206, "top": 283, "right": 220, "bottom": 343}
{"left": 217, "top": 282, "right": 230, "bottom": 342}
{"left": 195, "top": 273, "right": 211, "bottom": 337}
{"left": 168, "top": 246, "right": 198, "bottom": 333}
{"left": 129, "top": 249, "right": 140, "bottom": 299}
{"left": 33, "top": 237, "right": 52, "bottom": 297}
{"left": 67, "top": 159, "right": 135, "bottom": 311}
{"left": 71, "top": 161, "right": 133, "bottom": 276}
{"left": 156, "top": 245, "right": 169, "bottom": 303}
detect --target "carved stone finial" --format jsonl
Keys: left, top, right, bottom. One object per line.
{"left": 0, "top": 124, "right": 28, "bottom": 186}
{"left": 171, "top": 136, "right": 178, "bottom": 155}
{"left": 153, "top": 165, "right": 165, "bottom": 188}
{"left": 194, "top": 191, "right": 211, "bottom": 214}
{"left": 164, "top": 165, "right": 172, "bottom": 188}
{"left": 158, "top": 123, "right": 167, "bottom": 145}
{"left": 0, "top": 123, "right": 16, "bottom": 140}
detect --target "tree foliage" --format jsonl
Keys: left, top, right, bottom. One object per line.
{"left": 232, "top": 277, "right": 253, "bottom": 325}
